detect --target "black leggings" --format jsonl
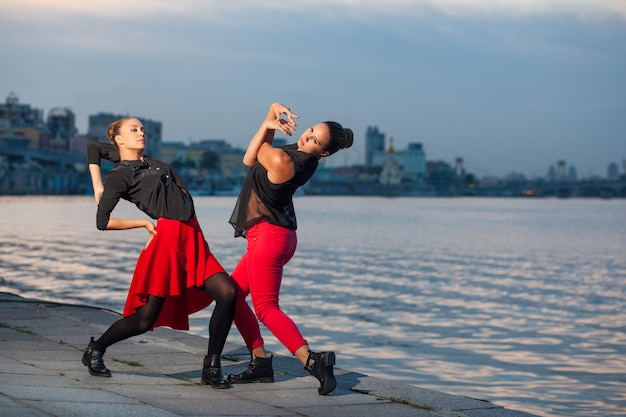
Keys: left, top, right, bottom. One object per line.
{"left": 94, "top": 272, "right": 236, "bottom": 356}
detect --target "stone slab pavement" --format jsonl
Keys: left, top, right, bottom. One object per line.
{"left": 0, "top": 292, "right": 541, "bottom": 417}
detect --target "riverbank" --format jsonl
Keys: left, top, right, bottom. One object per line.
{"left": 0, "top": 292, "right": 540, "bottom": 417}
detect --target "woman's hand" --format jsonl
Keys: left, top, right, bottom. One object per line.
{"left": 270, "top": 103, "right": 299, "bottom": 135}
{"left": 264, "top": 118, "right": 297, "bottom": 137}
{"left": 93, "top": 186, "right": 104, "bottom": 205}
{"left": 144, "top": 220, "right": 157, "bottom": 250}
{"left": 243, "top": 102, "right": 300, "bottom": 166}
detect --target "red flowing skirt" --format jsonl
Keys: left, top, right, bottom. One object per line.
{"left": 122, "top": 217, "right": 226, "bottom": 330}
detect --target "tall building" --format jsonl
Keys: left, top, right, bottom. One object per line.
{"left": 0, "top": 92, "right": 45, "bottom": 129}
{"left": 88, "top": 113, "right": 162, "bottom": 159}
{"left": 0, "top": 92, "right": 47, "bottom": 149}
{"left": 405, "top": 142, "right": 427, "bottom": 178}
{"left": 0, "top": 93, "right": 85, "bottom": 195}
{"left": 47, "top": 107, "right": 77, "bottom": 152}
{"left": 365, "top": 126, "right": 385, "bottom": 168}
{"left": 607, "top": 162, "right": 620, "bottom": 180}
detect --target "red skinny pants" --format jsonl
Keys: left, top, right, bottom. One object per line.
{"left": 231, "top": 219, "right": 308, "bottom": 355}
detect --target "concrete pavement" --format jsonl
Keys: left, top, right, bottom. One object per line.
{"left": 0, "top": 292, "right": 540, "bottom": 417}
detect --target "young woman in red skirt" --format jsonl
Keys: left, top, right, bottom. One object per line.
{"left": 227, "top": 103, "right": 353, "bottom": 395}
{"left": 83, "top": 117, "right": 235, "bottom": 389}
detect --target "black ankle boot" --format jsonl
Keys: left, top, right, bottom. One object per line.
{"left": 201, "top": 354, "right": 232, "bottom": 389}
{"left": 81, "top": 337, "right": 111, "bottom": 377}
{"left": 228, "top": 355, "right": 274, "bottom": 384}
{"left": 304, "top": 351, "right": 336, "bottom": 395}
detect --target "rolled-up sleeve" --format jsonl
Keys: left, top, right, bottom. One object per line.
{"left": 87, "top": 143, "right": 120, "bottom": 165}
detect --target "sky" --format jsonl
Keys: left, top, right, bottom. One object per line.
{"left": 1, "top": 0, "right": 625, "bottom": 178}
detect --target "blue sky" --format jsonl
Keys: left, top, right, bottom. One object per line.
{"left": 1, "top": 0, "right": 625, "bottom": 178}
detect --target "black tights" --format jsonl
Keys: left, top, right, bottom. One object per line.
{"left": 94, "top": 272, "right": 236, "bottom": 356}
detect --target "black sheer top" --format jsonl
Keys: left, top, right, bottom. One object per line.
{"left": 229, "top": 143, "right": 318, "bottom": 237}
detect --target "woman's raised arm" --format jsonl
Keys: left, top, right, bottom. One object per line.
{"left": 242, "top": 103, "right": 298, "bottom": 166}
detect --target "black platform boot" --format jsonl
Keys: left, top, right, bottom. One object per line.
{"left": 81, "top": 337, "right": 111, "bottom": 377}
{"left": 228, "top": 355, "right": 274, "bottom": 384}
{"left": 201, "top": 354, "right": 232, "bottom": 389}
{"left": 304, "top": 351, "right": 336, "bottom": 395}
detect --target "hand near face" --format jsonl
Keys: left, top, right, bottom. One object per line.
{"left": 271, "top": 103, "right": 299, "bottom": 135}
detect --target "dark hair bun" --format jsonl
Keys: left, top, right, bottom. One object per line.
{"left": 343, "top": 128, "right": 354, "bottom": 149}
{"left": 323, "top": 121, "right": 353, "bottom": 156}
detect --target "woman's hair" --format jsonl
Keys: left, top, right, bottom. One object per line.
{"left": 106, "top": 117, "right": 134, "bottom": 148}
{"left": 323, "top": 121, "right": 354, "bottom": 156}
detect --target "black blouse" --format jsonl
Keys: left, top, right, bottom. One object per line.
{"left": 88, "top": 143, "right": 195, "bottom": 230}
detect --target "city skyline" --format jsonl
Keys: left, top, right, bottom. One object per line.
{"left": 1, "top": 1, "right": 625, "bottom": 178}
{"left": 1, "top": 91, "right": 622, "bottom": 181}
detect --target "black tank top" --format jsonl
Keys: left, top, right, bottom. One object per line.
{"left": 229, "top": 143, "right": 318, "bottom": 237}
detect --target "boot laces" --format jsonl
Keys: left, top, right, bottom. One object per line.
{"left": 305, "top": 354, "right": 317, "bottom": 371}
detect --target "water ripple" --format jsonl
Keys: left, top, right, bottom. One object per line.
{"left": 1, "top": 195, "right": 625, "bottom": 417}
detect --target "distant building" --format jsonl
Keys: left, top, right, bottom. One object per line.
{"left": 69, "top": 133, "right": 90, "bottom": 155}
{"left": 378, "top": 138, "right": 402, "bottom": 186}
{"left": 163, "top": 139, "right": 241, "bottom": 167}
{"left": 0, "top": 92, "right": 47, "bottom": 150}
{"left": 161, "top": 141, "right": 187, "bottom": 165}
{"left": 47, "top": 107, "right": 77, "bottom": 153}
{"left": 365, "top": 126, "right": 385, "bottom": 168}
{"left": 547, "top": 160, "right": 577, "bottom": 182}
{"left": 0, "top": 128, "right": 40, "bottom": 150}
{"left": 182, "top": 139, "right": 240, "bottom": 167}
{"left": 0, "top": 92, "right": 45, "bottom": 130}
{"left": 160, "top": 140, "right": 246, "bottom": 181}
{"left": 0, "top": 93, "right": 86, "bottom": 194}
{"left": 426, "top": 159, "right": 458, "bottom": 194}
{"left": 88, "top": 112, "right": 162, "bottom": 159}
{"left": 607, "top": 161, "right": 620, "bottom": 180}
{"left": 220, "top": 150, "right": 247, "bottom": 182}
{"left": 371, "top": 139, "right": 426, "bottom": 179}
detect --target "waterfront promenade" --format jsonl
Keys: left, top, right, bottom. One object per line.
{"left": 0, "top": 292, "right": 540, "bottom": 417}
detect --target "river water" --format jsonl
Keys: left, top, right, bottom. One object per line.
{"left": 0, "top": 195, "right": 624, "bottom": 417}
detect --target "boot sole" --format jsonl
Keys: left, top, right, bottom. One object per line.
{"left": 201, "top": 378, "right": 232, "bottom": 389}
{"left": 318, "top": 352, "right": 336, "bottom": 395}
{"left": 229, "top": 376, "right": 274, "bottom": 384}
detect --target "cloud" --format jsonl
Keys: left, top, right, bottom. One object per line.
{"left": 3, "top": 0, "right": 625, "bottom": 22}
{"left": 2, "top": 0, "right": 624, "bottom": 177}
{"left": 3, "top": 0, "right": 622, "bottom": 54}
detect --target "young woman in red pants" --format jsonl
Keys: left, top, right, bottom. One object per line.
{"left": 227, "top": 102, "right": 353, "bottom": 395}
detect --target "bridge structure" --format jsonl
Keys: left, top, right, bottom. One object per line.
{"left": 0, "top": 145, "right": 88, "bottom": 194}
{"left": 533, "top": 179, "right": 626, "bottom": 198}
{"left": 0, "top": 145, "right": 86, "bottom": 168}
